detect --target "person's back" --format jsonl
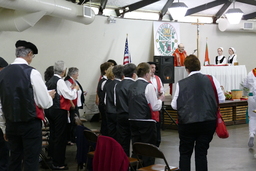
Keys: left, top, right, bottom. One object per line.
{"left": 177, "top": 73, "right": 217, "bottom": 124}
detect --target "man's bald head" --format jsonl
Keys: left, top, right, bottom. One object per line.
{"left": 178, "top": 43, "right": 185, "bottom": 52}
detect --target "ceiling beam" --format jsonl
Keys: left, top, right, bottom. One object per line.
{"left": 213, "top": 0, "right": 232, "bottom": 23}
{"left": 236, "top": 0, "right": 256, "bottom": 6}
{"left": 185, "top": 0, "right": 226, "bottom": 16}
{"left": 98, "top": 0, "right": 108, "bottom": 15}
{"left": 159, "top": 0, "right": 174, "bottom": 20}
{"left": 115, "top": 0, "right": 160, "bottom": 17}
{"left": 243, "top": 12, "right": 256, "bottom": 20}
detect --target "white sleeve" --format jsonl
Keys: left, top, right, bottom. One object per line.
{"left": 145, "top": 84, "right": 162, "bottom": 111}
{"left": 212, "top": 75, "right": 225, "bottom": 103}
{"left": 171, "top": 83, "right": 179, "bottom": 110}
{"left": 0, "top": 103, "right": 5, "bottom": 133}
{"left": 65, "top": 80, "right": 73, "bottom": 90}
{"left": 57, "top": 79, "right": 77, "bottom": 100}
{"left": 31, "top": 69, "right": 53, "bottom": 109}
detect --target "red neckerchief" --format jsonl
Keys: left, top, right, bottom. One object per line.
{"left": 253, "top": 68, "right": 256, "bottom": 77}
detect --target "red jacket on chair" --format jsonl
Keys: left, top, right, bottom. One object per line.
{"left": 93, "top": 135, "right": 129, "bottom": 171}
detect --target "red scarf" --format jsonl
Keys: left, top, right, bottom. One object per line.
{"left": 253, "top": 68, "right": 256, "bottom": 77}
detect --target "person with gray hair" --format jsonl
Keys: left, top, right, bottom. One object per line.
{"left": 46, "top": 61, "right": 79, "bottom": 170}
{"left": 0, "top": 40, "right": 55, "bottom": 171}
{"left": 64, "top": 67, "right": 86, "bottom": 145}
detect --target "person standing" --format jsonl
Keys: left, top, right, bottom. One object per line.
{"left": 0, "top": 40, "right": 55, "bottom": 171}
{"left": 227, "top": 47, "right": 238, "bottom": 66}
{"left": 96, "top": 62, "right": 112, "bottom": 136}
{"left": 128, "top": 62, "right": 164, "bottom": 167}
{"left": 148, "top": 61, "right": 164, "bottom": 147}
{"left": 116, "top": 63, "right": 137, "bottom": 156}
{"left": 172, "top": 43, "right": 187, "bottom": 67}
{"left": 242, "top": 68, "right": 256, "bottom": 147}
{"left": 215, "top": 47, "right": 227, "bottom": 65}
{"left": 104, "top": 65, "right": 123, "bottom": 139}
{"left": 171, "top": 55, "right": 225, "bottom": 171}
{"left": 46, "top": 61, "right": 79, "bottom": 170}
{"left": 0, "top": 57, "right": 9, "bottom": 171}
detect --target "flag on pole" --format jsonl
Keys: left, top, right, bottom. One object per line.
{"left": 204, "top": 40, "right": 210, "bottom": 66}
{"left": 123, "top": 36, "right": 131, "bottom": 65}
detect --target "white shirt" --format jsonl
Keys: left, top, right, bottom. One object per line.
{"left": 65, "top": 77, "right": 82, "bottom": 107}
{"left": 215, "top": 55, "right": 227, "bottom": 65}
{"left": 242, "top": 70, "right": 256, "bottom": 101}
{"left": 150, "top": 75, "right": 164, "bottom": 96}
{"left": 0, "top": 58, "right": 53, "bottom": 133}
{"left": 227, "top": 54, "right": 238, "bottom": 66}
{"left": 55, "top": 74, "right": 77, "bottom": 100}
{"left": 171, "top": 71, "right": 225, "bottom": 110}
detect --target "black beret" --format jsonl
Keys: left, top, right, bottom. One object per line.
{"left": 15, "top": 40, "right": 38, "bottom": 54}
{"left": 147, "top": 61, "right": 157, "bottom": 65}
{"left": 0, "top": 57, "right": 8, "bottom": 68}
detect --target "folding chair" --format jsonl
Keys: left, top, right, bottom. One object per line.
{"left": 132, "top": 142, "right": 180, "bottom": 171}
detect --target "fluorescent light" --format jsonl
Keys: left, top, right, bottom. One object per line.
{"left": 168, "top": 2, "right": 188, "bottom": 20}
{"left": 225, "top": 8, "right": 243, "bottom": 24}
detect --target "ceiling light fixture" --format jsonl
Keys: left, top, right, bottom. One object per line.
{"left": 225, "top": 0, "right": 243, "bottom": 24}
{"left": 168, "top": 0, "right": 188, "bottom": 20}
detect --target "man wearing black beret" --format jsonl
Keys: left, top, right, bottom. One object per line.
{"left": 0, "top": 40, "right": 56, "bottom": 171}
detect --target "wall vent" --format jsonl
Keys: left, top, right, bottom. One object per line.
{"left": 243, "top": 22, "right": 253, "bottom": 30}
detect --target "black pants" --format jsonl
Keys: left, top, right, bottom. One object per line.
{"left": 6, "top": 119, "right": 42, "bottom": 171}
{"left": 130, "top": 120, "right": 157, "bottom": 167}
{"left": 48, "top": 109, "right": 68, "bottom": 167}
{"left": 98, "top": 104, "right": 108, "bottom": 136}
{"left": 67, "top": 107, "right": 79, "bottom": 143}
{"left": 178, "top": 120, "right": 216, "bottom": 171}
{"left": 106, "top": 112, "right": 117, "bottom": 140}
{"left": 117, "top": 113, "right": 131, "bottom": 156}
{"left": 0, "top": 129, "right": 9, "bottom": 171}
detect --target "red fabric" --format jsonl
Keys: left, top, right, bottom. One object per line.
{"left": 67, "top": 78, "right": 78, "bottom": 106}
{"left": 60, "top": 95, "right": 71, "bottom": 111}
{"left": 148, "top": 103, "right": 159, "bottom": 122}
{"left": 252, "top": 68, "right": 256, "bottom": 77}
{"left": 155, "top": 75, "right": 161, "bottom": 94}
{"left": 35, "top": 104, "right": 44, "bottom": 120}
{"left": 172, "top": 48, "right": 187, "bottom": 66}
{"left": 93, "top": 136, "right": 129, "bottom": 171}
{"left": 204, "top": 43, "right": 210, "bottom": 65}
{"left": 206, "top": 75, "right": 229, "bottom": 139}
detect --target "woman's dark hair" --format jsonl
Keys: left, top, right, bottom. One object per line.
{"left": 44, "top": 66, "right": 54, "bottom": 82}
{"left": 184, "top": 55, "right": 201, "bottom": 72}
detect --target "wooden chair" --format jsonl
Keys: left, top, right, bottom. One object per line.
{"left": 132, "top": 142, "right": 180, "bottom": 171}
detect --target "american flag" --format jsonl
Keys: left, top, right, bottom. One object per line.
{"left": 123, "top": 37, "right": 131, "bottom": 65}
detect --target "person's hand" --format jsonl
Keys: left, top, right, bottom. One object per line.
{"left": 158, "top": 93, "right": 165, "bottom": 101}
{"left": 48, "top": 90, "right": 56, "bottom": 99}
{"left": 73, "top": 85, "right": 80, "bottom": 90}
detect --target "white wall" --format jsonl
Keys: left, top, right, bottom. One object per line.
{"left": 0, "top": 15, "right": 255, "bottom": 114}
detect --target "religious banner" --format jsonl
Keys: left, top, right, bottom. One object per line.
{"left": 153, "top": 22, "right": 180, "bottom": 56}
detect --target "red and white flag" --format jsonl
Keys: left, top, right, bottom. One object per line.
{"left": 123, "top": 36, "right": 131, "bottom": 65}
{"left": 204, "top": 41, "right": 210, "bottom": 66}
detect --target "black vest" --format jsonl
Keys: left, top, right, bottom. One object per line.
{"left": 116, "top": 79, "right": 134, "bottom": 114}
{"left": 128, "top": 79, "right": 151, "bottom": 119}
{"left": 46, "top": 75, "right": 61, "bottom": 109}
{"left": 177, "top": 73, "right": 217, "bottom": 124}
{"left": 97, "top": 77, "right": 107, "bottom": 106}
{"left": 0, "top": 64, "right": 36, "bottom": 122}
{"left": 105, "top": 79, "right": 120, "bottom": 113}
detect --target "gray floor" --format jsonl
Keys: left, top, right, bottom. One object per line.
{"left": 40, "top": 121, "right": 256, "bottom": 171}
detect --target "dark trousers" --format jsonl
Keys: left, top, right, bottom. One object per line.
{"left": 0, "top": 129, "right": 9, "bottom": 171}
{"left": 48, "top": 109, "right": 68, "bottom": 167}
{"left": 178, "top": 120, "right": 216, "bottom": 171}
{"left": 130, "top": 120, "right": 157, "bottom": 167}
{"left": 117, "top": 113, "right": 131, "bottom": 156}
{"left": 156, "top": 122, "right": 161, "bottom": 147}
{"left": 6, "top": 119, "right": 42, "bottom": 171}
{"left": 98, "top": 104, "right": 108, "bottom": 136}
{"left": 67, "top": 107, "right": 79, "bottom": 143}
{"left": 106, "top": 112, "right": 117, "bottom": 140}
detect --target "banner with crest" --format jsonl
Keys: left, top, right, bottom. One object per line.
{"left": 153, "top": 22, "right": 180, "bottom": 56}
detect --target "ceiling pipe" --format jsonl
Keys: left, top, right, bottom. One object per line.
{"left": 0, "top": 0, "right": 95, "bottom": 32}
